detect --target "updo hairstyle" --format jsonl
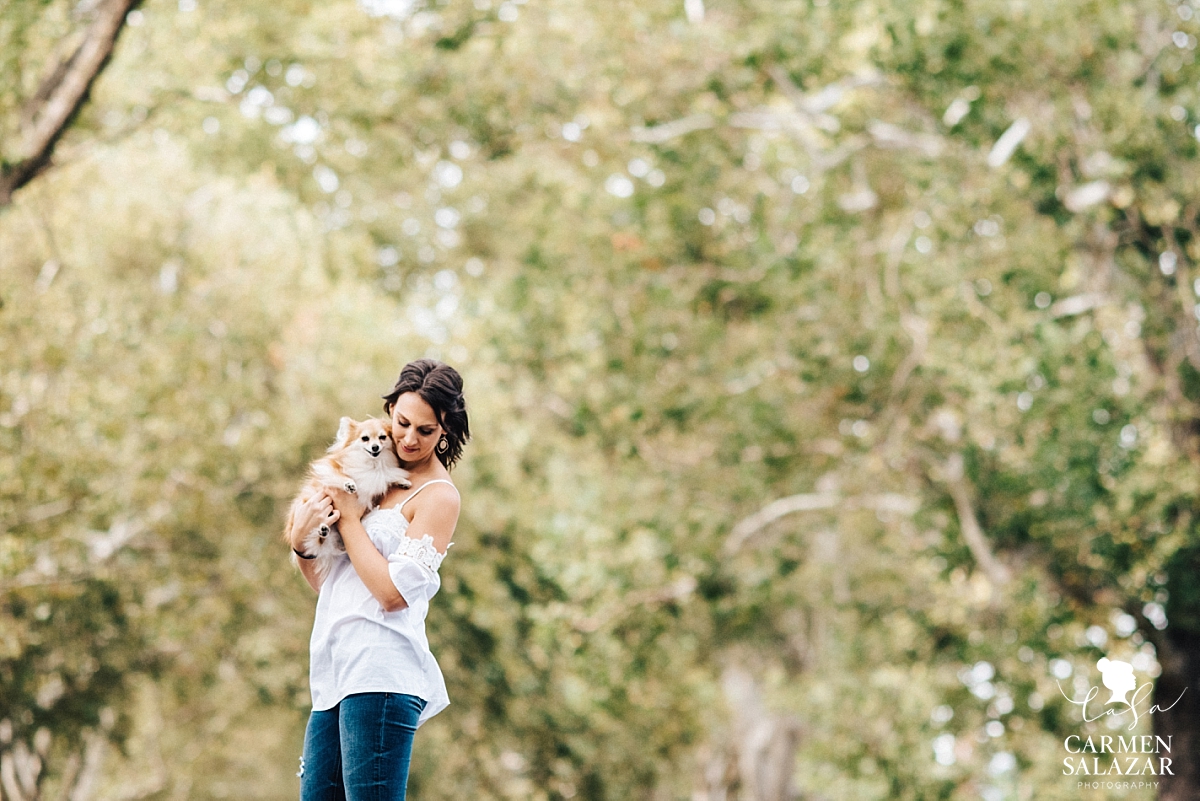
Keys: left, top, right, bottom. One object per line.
{"left": 382, "top": 359, "right": 470, "bottom": 469}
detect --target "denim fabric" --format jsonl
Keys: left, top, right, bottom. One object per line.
{"left": 300, "top": 692, "right": 426, "bottom": 801}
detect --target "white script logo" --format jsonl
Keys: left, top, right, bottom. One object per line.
{"left": 1059, "top": 657, "right": 1186, "bottom": 779}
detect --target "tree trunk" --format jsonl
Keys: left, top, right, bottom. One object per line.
{"left": 692, "top": 665, "right": 804, "bottom": 801}
{"left": 0, "top": 0, "right": 141, "bottom": 207}
{"left": 1154, "top": 630, "right": 1200, "bottom": 799}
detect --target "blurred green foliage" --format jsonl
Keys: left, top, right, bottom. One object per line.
{"left": 3, "top": 0, "right": 1200, "bottom": 799}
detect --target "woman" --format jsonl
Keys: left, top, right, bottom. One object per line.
{"left": 285, "top": 359, "right": 469, "bottom": 801}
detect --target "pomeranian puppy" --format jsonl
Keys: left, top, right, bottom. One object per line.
{"left": 286, "top": 416, "right": 411, "bottom": 578}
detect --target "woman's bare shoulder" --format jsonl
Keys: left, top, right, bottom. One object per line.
{"left": 403, "top": 477, "right": 460, "bottom": 517}
{"left": 421, "top": 479, "right": 461, "bottom": 511}
{"left": 409, "top": 479, "right": 461, "bottom": 552}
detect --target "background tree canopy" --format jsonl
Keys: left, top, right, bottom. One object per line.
{"left": 2, "top": 0, "right": 1199, "bottom": 799}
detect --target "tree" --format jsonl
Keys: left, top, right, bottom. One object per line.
{"left": 3, "top": 0, "right": 1198, "bottom": 798}
{"left": 0, "top": 0, "right": 142, "bottom": 206}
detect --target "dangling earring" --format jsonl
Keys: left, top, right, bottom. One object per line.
{"left": 436, "top": 436, "right": 449, "bottom": 453}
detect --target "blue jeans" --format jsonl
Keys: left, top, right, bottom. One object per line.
{"left": 300, "top": 692, "right": 426, "bottom": 801}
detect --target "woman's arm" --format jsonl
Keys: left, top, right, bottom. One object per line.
{"left": 293, "top": 545, "right": 323, "bottom": 593}
{"left": 327, "top": 485, "right": 460, "bottom": 613}
{"left": 286, "top": 490, "right": 340, "bottom": 593}
{"left": 334, "top": 511, "right": 408, "bottom": 611}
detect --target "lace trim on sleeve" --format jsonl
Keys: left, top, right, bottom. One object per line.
{"left": 392, "top": 534, "right": 450, "bottom": 572}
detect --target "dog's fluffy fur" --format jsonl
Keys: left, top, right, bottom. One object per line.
{"left": 286, "top": 416, "right": 411, "bottom": 578}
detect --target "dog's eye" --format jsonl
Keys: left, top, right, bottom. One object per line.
{"left": 361, "top": 435, "right": 369, "bottom": 441}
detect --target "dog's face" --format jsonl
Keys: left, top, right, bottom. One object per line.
{"left": 330, "top": 417, "right": 395, "bottom": 459}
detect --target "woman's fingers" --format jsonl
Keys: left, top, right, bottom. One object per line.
{"left": 322, "top": 487, "right": 364, "bottom": 521}
{"left": 292, "top": 492, "right": 333, "bottom": 538}
{"left": 298, "top": 488, "right": 354, "bottom": 524}
{"left": 305, "top": 493, "right": 332, "bottom": 513}
{"left": 325, "top": 487, "right": 350, "bottom": 510}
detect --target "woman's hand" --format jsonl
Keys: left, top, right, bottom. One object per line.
{"left": 325, "top": 489, "right": 406, "bottom": 610}
{"left": 325, "top": 486, "right": 365, "bottom": 524}
{"left": 286, "top": 489, "right": 339, "bottom": 593}
{"left": 289, "top": 490, "right": 340, "bottom": 551}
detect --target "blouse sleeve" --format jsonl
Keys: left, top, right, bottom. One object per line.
{"left": 387, "top": 534, "right": 449, "bottom": 606}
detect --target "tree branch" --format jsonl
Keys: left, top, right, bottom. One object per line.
{"left": 0, "top": 0, "right": 141, "bottom": 207}
{"left": 724, "top": 492, "right": 919, "bottom": 553}
{"left": 573, "top": 575, "right": 698, "bottom": 633}
{"left": 67, "top": 730, "right": 108, "bottom": 801}
{"left": 942, "top": 453, "right": 1011, "bottom": 592}
{"left": 0, "top": 752, "right": 26, "bottom": 801}
{"left": 630, "top": 114, "right": 715, "bottom": 144}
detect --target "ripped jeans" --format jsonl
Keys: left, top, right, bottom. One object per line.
{"left": 299, "top": 692, "right": 426, "bottom": 801}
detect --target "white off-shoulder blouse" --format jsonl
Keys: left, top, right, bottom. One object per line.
{"left": 307, "top": 479, "right": 456, "bottom": 727}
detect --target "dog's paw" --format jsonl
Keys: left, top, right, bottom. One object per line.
{"left": 397, "top": 478, "right": 412, "bottom": 488}
{"left": 344, "top": 480, "right": 357, "bottom": 494}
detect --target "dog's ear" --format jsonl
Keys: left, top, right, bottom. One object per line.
{"left": 331, "top": 416, "right": 356, "bottom": 450}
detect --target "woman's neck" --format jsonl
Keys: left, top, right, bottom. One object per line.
{"left": 398, "top": 455, "right": 449, "bottom": 484}
{"left": 379, "top": 463, "right": 450, "bottom": 510}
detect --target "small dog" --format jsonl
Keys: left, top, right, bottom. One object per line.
{"left": 286, "top": 416, "right": 411, "bottom": 578}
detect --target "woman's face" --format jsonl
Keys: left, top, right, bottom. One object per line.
{"left": 390, "top": 392, "right": 443, "bottom": 466}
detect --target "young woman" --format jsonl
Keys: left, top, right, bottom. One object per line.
{"left": 285, "top": 359, "right": 469, "bottom": 801}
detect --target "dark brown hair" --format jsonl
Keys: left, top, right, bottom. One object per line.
{"left": 382, "top": 359, "right": 470, "bottom": 469}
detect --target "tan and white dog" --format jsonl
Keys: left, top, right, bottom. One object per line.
{"left": 286, "top": 416, "right": 411, "bottom": 578}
